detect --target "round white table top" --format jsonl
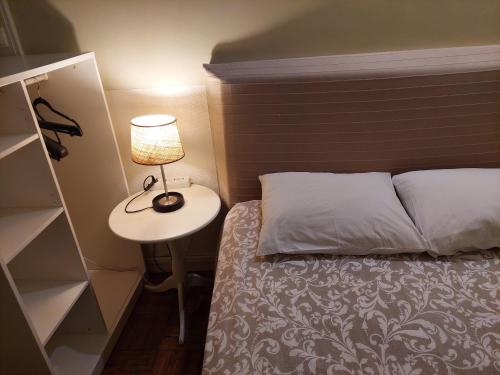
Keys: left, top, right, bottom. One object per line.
{"left": 109, "top": 184, "right": 221, "bottom": 243}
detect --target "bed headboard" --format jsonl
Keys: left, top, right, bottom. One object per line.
{"left": 204, "top": 45, "right": 500, "bottom": 207}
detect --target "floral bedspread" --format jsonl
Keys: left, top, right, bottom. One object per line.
{"left": 203, "top": 201, "right": 500, "bottom": 375}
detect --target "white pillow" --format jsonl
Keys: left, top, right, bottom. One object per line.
{"left": 257, "top": 172, "right": 429, "bottom": 256}
{"left": 392, "top": 168, "right": 500, "bottom": 255}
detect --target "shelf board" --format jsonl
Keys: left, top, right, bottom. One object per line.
{"left": 89, "top": 270, "right": 142, "bottom": 331}
{"left": 0, "top": 52, "right": 94, "bottom": 88}
{"left": 0, "top": 207, "right": 64, "bottom": 263}
{"left": 16, "top": 279, "right": 88, "bottom": 345}
{"left": 0, "top": 133, "right": 39, "bottom": 160}
{"left": 47, "top": 332, "right": 107, "bottom": 375}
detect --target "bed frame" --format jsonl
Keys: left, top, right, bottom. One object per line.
{"left": 204, "top": 45, "right": 500, "bottom": 207}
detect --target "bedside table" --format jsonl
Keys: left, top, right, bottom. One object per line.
{"left": 108, "top": 184, "right": 221, "bottom": 343}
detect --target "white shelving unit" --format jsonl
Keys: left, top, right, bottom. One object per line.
{"left": 16, "top": 279, "right": 89, "bottom": 345}
{"left": 0, "top": 132, "right": 38, "bottom": 159}
{"left": 0, "top": 206, "right": 64, "bottom": 263}
{"left": 47, "top": 333, "right": 108, "bottom": 375}
{"left": 0, "top": 53, "right": 145, "bottom": 375}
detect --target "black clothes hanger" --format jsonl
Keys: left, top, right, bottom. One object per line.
{"left": 32, "top": 97, "right": 83, "bottom": 161}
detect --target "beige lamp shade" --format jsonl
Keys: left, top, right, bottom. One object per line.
{"left": 131, "top": 114, "right": 185, "bottom": 165}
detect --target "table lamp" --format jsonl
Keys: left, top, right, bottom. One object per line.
{"left": 131, "top": 114, "right": 185, "bottom": 213}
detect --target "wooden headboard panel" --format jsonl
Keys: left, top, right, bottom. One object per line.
{"left": 204, "top": 45, "right": 500, "bottom": 207}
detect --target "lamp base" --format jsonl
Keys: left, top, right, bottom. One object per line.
{"left": 152, "top": 192, "right": 184, "bottom": 213}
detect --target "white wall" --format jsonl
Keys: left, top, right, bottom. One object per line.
{"left": 7, "top": 0, "right": 500, "bottom": 269}
{"left": 9, "top": 0, "right": 500, "bottom": 192}
{"left": 9, "top": 0, "right": 500, "bottom": 89}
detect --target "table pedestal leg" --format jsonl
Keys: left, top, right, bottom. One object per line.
{"left": 177, "top": 279, "right": 185, "bottom": 344}
{"left": 143, "top": 237, "right": 188, "bottom": 344}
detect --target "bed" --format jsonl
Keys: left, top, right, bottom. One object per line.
{"left": 202, "top": 45, "right": 500, "bottom": 375}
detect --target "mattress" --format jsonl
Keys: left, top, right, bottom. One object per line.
{"left": 203, "top": 201, "right": 500, "bottom": 375}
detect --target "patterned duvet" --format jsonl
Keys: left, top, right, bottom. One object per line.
{"left": 203, "top": 201, "right": 500, "bottom": 375}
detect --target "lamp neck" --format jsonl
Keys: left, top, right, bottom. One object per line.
{"left": 159, "top": 164, "right": 168, "bottom": 197}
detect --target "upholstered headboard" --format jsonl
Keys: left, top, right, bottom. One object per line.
{"left": 204, "top": 45, "right": 500, "bottom": 207}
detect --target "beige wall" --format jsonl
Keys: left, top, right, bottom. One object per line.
{"left": 9, "top": 0, "right": 498, "bottom": 183}
{"left": 8, "top": 0, "right": 500, "bottom": 89}
{"left": 8, "top": 0, "right": 500, "bottom": 268}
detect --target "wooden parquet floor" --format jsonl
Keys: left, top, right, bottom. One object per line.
{"left": 102, "top": 273, "right": 213, "bottom": 375}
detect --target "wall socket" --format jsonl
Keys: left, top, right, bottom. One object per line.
{"left": 162, "top": 175, "right": 191, "bottom": 188}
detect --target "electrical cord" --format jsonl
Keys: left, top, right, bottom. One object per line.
{"left": 151, "top": 243, "right": 165, "bottom": 273}
{"left": 124, "top": 175, "right": 158, "bottom": 213}
{"left": 152, "top": 244, "right": 161, "bottom": 272}
{"left": 124, "top": 190, "right": 150, "bottom": 213}
{"left": 150, "top": 242, "right": 173, "bottom": 273}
